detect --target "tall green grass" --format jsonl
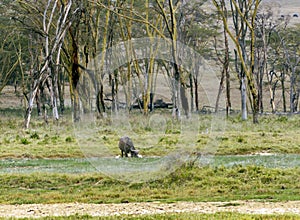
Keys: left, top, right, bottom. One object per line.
{"left": 0, "top": 165, "right": 299, "bottom": 204}
{"left": 1, "top": 112, "right": 299, "bottom": 158}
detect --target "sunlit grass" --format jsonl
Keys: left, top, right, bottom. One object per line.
{"left": 0, "top": 109, "right": 299, "bottom": 218}
{"left": 0, "top": 165, "right": 299, "bottom": 204}
{"left": 0, "top": 112, "right": 83, "bottom": 159}
{"left": 0, "top": 110, "right": 299, "bottom": 158}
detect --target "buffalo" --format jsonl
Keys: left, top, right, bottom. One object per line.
{"left": 118, "top": 136, "right": 140, "bottom": 158}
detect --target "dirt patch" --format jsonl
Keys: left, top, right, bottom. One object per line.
{"left": 0, "top": 201, "right": 299, "bottom": 218}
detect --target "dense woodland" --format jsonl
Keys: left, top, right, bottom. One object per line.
{"left": 0, "top": 0, "right": 299, "bottom": 128}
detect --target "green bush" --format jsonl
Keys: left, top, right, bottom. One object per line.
{"left": 30, "top": 132, "right": 40, "bottom": 139}
{"left": 65, "top": 136, "right": 74, "bottom": 143}
{"left": 20, "top": 138, "right": 30, "bottom": 145}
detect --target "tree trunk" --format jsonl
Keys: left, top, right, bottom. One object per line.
{"left": 69, "top": 25, "right": 81, "bottom": 121}
{"left": 172, "top": 64, "right": 181, "bottom": 119}
{"left": 47, "top": 75, "right": 59, "bottom": 121}
{"left": 224, "top": 27, "right": 231, "bottom": 117}
{"left": 194, "top": 76, "right": 199, "bottom": 112}
{"left": 258, "top": 66, "right": 264, "bottom": 113}
{"left": 226, "top": 70, "right": 231, "bottom": 116}
{"left": 111, "top": 72, "right": 117, "bottom": 113}
{"left": 180, "top": 85, "right": 189, "bottom": 118}
{"left": 72, "top": 89, "right": 80, "bottom": 122}
{"left": 96, "top": 84, "right": 106, "bottom": 117}
{"left": 36, "top": 87, "right": 42, "bottom": 116}
{"left": 24, "top": 81, "right": 40, "bottom": 129}
{"left": 281, "top": 72, "right": 287, "bottom": 112}
{"left": 295, "top": 87, "right": 300, "bottom": 112}
{"left": 57, "top": 71, "right": 65, "bottom": 114}
{"left": 290, "top": 68, "right": 296, "bottom": 113}
{"left": 190, "top": 73, "right": 194, "bottom": 112}
{"left": 143, "top": 62, "right": 150, "bottom": 115}
{"left": 271, "top": 77, "right": 278, "bottom": 113}
{"left": 24, "top": 106, "right": 33, "bottom": 129}
{"left": 253, "top": 101, "right": 259, "bottom": 124}
{"left": 215, "top": 69, "right": 225, "bottom": 113}
{"left": 267, "top": 71, "right": 276, "bottom": 113}
{"left": 241, "top": 77, "right": 247, "bottom": 120}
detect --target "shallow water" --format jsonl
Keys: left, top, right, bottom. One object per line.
{"left": 209, "top": 154, "right": 300, "bottom": 169}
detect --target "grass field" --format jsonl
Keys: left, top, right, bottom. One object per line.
{"left": 0, "top": 165, "right": 299, "bottom": 204}
{"left": 0, "top": 107, "right": 299, "bottom": 218}
{"left": 1, "top": 108, "right": 300, "bottom": 159}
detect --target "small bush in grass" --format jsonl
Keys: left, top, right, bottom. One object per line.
{"left": 15, "top": 135, "right": 20, "bottom": 141}
{"left": 237, "top": 136, "right": 245, "bottom": 143}
{"left": 7, "top": 119, "right": 17, "bottom": 129}
{"left": 165, "top": 129, "right": 181, "bottom": 134}
{"left": 51, "top": 135, "right": 60, "bottom": 144}
{"left": 30, "top": 132, "right": 40, "bottom": 139}
{"left": 159, "top": 136, "right": 178, "bottom": 145}
{"left": 65, "top": 136, "right": 74, "bottom": 143}
{"left": 276, "top": 116, "right": 288, "bottom": 123}
{"left": 216, "top": 136, "right": 229, "bottom": 141}
{"left": 21, "top": 138, "right": 30, "bottom": 145}
{"left": 3, "top": 137, "right": 10, "bottom": 144}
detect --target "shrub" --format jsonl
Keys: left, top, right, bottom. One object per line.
{"left": 65, "top": 136, "right": 74, "bottom": 142}
{"left": 30, "top": 132, "right": 40, "bottom": 139}
{"left": 21, "top": 138, "right": 30, "bottom": 145}
{"left": 237, "top": 136, "right": 245, "bottom": 143}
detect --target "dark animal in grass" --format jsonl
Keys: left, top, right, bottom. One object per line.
{"left": 118, "top": 136, "right": 140, "bottom": 158}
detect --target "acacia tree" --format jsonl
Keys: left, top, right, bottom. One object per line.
{"left": 0, "top": 1, "right": 22, "bottom": 93}
{"left": 30, "top": 0, "right": 74, "bottom": 128}
{"left": 97, "top": 0, "right": 136, "bottom": 112}
{"left": 130, "top": 0, "right": 166, "bottom": 114}
{"left": 266, "top": 15, "right": 290, "bottom": 112}
{"left": 93, "top": 0, "right": 111, "bottom": 117}
{"left": 179, "top": 0, "right": 220, "bottom": 113}
{"left": 0, "top": 34, "right": 20, "bottom": 93}
{"left": 97, "top": 0, "right": 185, "bottom": 116}
{"left": 154, "top": 0, "right": 190, "bottom": 118}
{"left": 279, "top": 25, "right": 300, "bottom": 113}
{"left": 266, "top": 19, "right": 300, "bottom": 113}
{"left": 140, "top": 0, "right": 165, "bottom": 114}
{"left": 96, "top": 0, "right": 223, "bottom": 118}
{"left": 12, "top": 0, "right": 77, "bottom": 128}
{"left": 254, "top": 2, "right": 284, "bottom": 113}
{"left": 212, "top": 0, "right": 231, "bottom": 115}
{"left": 68, "top": 0, "right": 112, "bottom": 119}
{"left": 214, "top": 0, "right": 261, "bottom": 123}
